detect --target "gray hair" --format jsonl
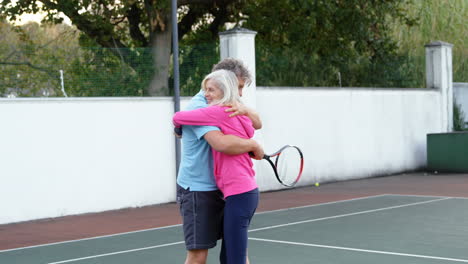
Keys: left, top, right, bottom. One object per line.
{"left": 211, "top": 58, "right": 252, "bottom": 86}
{"left": 202, "top": 70, "right": 240, "bottom": 105}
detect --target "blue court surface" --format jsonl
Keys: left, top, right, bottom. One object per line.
{"left": 2, "top": 194, "right": 468, "bottom": 263}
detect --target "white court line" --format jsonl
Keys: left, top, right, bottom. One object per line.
{"left": 46, "top": 241, "right": 185, "bottom": 264}
{"left": 254, "top": 193, "right": 466, "bottom": 215}
{"left": 254, "top": 194, "right": 388, "bottom": 215}
{"left": 44, "top": 196, "right": 451, "bottom": 264}
{"left": 384, "top": 193, "right": 468, "bottom": 200}
{"left": 0, "top": 194, "right": 388, "bottom": 253}
{"left": 249, "top": 237, "right": 468, "bottom": 263}
{"left": 249, "top": 197, "right": 451, "bottom": 232}
{"left": 0, "top": 224, "right": 181, "bottom": 253}
{"left": 0, "top": 194, "right": 449, "bottom": 253}
{"left": 0, "top": 194, "right": 453, "bottom": 254}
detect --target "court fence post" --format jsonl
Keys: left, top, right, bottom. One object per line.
{"left": 425, "top": 41, "right": 453, "bottom": 132}
{"left": 218, "top": 27, "right": 257, "bottom": 109}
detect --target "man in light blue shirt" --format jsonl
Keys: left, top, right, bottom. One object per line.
{"left": 176, "top": 90, "right": 221, "bottom": 192}
{"left": 176, "top": 58, "right": 263, "bottom": 264}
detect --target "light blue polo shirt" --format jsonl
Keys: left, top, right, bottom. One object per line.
{"left": 176, "top": 90, "right": 220, "bottom": 191}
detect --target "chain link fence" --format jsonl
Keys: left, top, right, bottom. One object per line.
{"left": 1, "top": 43, "right": 466, "bottom": 98}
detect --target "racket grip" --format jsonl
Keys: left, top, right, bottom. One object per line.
{"left": 174, "top": 127, "right": 182, "bottom": 136}
{"left": 249, "top": 152, "right": 267, "bottom": 159}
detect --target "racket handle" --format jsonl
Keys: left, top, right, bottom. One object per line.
{"left": 249, "top": 152, "right": 267, "bottom": 159}
{"left": 174, "top": 127, "right": 182, "bottom": 136}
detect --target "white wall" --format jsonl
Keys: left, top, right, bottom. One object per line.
{"left": 454, "top": 82, "right": 468, "bottom": 123}
{"left": 254, "top": 87, "right": 441, "bottom": 191}
{"left": 0, "top": 37, "right": 454, "bottom": 225}
{"left": 0, "top": 98, "right": 178, "bottom": 224}
{"left": 0, "top": 88, "right": 444, "bottom": 224}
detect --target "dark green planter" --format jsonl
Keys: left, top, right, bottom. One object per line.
{"left": 427, "top": 132, "right": 468, "bottom": 172}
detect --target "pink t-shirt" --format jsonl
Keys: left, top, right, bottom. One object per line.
{"left": 173, "top": 105, "right": 257, "bottom": 198}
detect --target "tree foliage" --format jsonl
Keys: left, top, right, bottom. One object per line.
{"left": 173, "top": 0, "right": 422, "bottom": 92}
{"left": 0, "top": 0, "right": 248, "bottom": 96}
{"left": 1, "top": 0, "right": 427, "bottom": 97}
{"left": 242, "top": 0, "right": 420, "bottom": 87}
{"left": 0, "top": 20, "right": 80, "bottom": 97}
{"left": 245, "top": 0, "right": 416, "bottom": 60}
{"left": 390, "top": 0, "right": 467, "bottom": 83}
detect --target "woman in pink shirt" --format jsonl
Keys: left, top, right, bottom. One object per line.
{"left": 173, "top": 69, "right": 259, "bottom": 264}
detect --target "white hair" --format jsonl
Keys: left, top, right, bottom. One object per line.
{"left": 202, "top": 69, "right": 240, "bottom": 105}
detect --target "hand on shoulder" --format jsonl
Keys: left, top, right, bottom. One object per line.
{"left": 223, "top": 101, "right": 249, "bottom": 117}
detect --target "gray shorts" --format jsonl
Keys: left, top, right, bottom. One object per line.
{"left": 177, "top": 185, "right": 225, "bottom": 250}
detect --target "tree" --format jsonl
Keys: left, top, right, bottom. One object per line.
{"left": 1, "top": 0, "right": 421, "bottom": 95}
{"left": 242, "top": 0, "right": 419, "bottom": 87}
{"left": 0, "top": 20, "right": 80, "bottom": 97}
{"left": 390, "top": 0, "right": 467, "bottom": 82}
{"left": 0, "top": 0, "right": 247, "bottom": 96}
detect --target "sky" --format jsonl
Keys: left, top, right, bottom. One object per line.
{"left": 13, "top": 12, "right": 72, "bottom": 25}
{"left": 14, "top": 13, "right": 46, "bottom": 25}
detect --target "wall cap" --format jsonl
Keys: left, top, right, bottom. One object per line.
{"left": 425, "top": 41, "right": 454, "bottom": 48}
{"left": 219, "top": 27, "right": 257, "bottom": 36}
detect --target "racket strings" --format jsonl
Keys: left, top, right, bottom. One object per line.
{"left": 274, "top": 146, "right": 303, "bottom": 186}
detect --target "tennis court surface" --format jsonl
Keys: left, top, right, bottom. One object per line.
{"left": 1, "top": 172, "right": 468, "bottom": 263}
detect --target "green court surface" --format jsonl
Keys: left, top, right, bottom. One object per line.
{"left": 2, "top": 194, "right": 468, "bottom": 263}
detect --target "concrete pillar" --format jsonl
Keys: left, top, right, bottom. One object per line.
{"left": 453, "top": 82, "right": 468, "bottom": 125}
{"left": 425, "top": 41, "right": 454, "bottom": 132}
{"left": 219, "top": 27, "right": 257, "bottom": 108}
{"left": 219, "top": 27, "right": 265, "bottom": 180}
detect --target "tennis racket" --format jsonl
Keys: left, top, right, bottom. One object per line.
{"left": 256, "top": 145, "right": 304, "bottom": 187}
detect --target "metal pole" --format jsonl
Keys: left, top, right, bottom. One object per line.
{"left": 59, "top": 70, "right": 68, "bottom": 97}
{"left": 171, "top": 0, "right": 181, "bottom": 176}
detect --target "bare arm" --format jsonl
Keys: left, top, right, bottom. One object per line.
{"left": 204, "top": 130, "right": 264, "bottom": 159}
{"left": 173, "top": 107, "right": 218, "bottom": 127}
{"left": 244, "top": 109, "right": 262, "bottom": 130}
{"left": 224, "top": 102, "right": 262, "bottom": 129}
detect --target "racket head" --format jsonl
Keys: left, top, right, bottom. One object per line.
{"left": 268, "top": 145, "right": 304, "bottom": 187}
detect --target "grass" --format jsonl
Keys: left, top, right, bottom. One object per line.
{"left": 391, "top": 0, "right": 467, "bottom": 82}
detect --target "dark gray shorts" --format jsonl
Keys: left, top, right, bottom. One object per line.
{"left": 177, "top": 185, "right": 225, "bottom": 250}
